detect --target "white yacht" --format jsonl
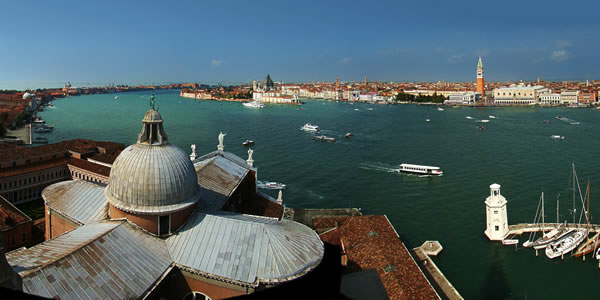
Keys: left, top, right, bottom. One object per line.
{"left": 300, "top": 123, "right": 320, "bottom": 132}
{"left": 545, "top": 229, "right": 586, "bottom": 259}
{"left": 399, "top": 164, "right": 443, "bottom": 176}
{"left": 243, "top": 101, "right": 265, "bottom": 108}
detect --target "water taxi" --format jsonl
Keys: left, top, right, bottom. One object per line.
{"left": 399, "top": 164, "right": 443, "bottom": 176}
{"left": 301, "top": 123, "right": 320, "bottom": 132}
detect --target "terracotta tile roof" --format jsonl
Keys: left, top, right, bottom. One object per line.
{"left": 0, "top": 195, "right": 32, "bottom": 231}
{"left": 0, "top": 139, "right": 125, "bottom": 163}
{"left": 318, "top": 215, "right": 439, "bottom": 300}
{"left": 0, "top": 157, "right": 69, "bottom": 178}
{"left": 67, "top": 158, "right": 111, "bottom": 177}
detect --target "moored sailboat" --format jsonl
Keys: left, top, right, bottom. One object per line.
{"left": 573, "top": 180, "right": 598, "bottom": 258}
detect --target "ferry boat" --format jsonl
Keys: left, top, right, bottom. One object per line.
{"left": 243, "top": 101, "right": 264, "bottom": 108}
{"left": 545, "top": 229, "right": 586, "bottom": 259}
{"left": 399, "top": 164, "right": 443, "bottom": 176}
{"left": 314, "top": 135, "right": 336, "bottom": 142}
{"left": 300, "top": 123, "right": 320, "bottom": 132}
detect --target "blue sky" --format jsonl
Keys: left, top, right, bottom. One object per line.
{"left": 1, "top": 0, "right": 599, "bottom": 89}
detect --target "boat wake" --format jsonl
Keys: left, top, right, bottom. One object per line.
{"left": 359, "top": 162, "right": 401, "bottom": 173}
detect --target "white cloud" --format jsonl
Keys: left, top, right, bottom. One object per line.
{"left": 338, "top": 57, "right": 352, "bottom": 64}
{"left": 211, "top": 59, "right": 223, "bottom": 67}
{"left": 550, "top": 50, "right": 569, "bottom": 62}
{"left": 448, "top": 54, "right": 465, "bottom": 63}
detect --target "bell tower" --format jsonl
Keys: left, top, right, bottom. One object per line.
{"left": 484, "top": 183, "right": 509, "bottom": 241}
{"left": 476, "top": 56, "right": 485, "bottom": 102}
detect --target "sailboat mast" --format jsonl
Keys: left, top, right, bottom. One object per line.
{"left": 557, "top": 193, "right": 560, "bottom": 224}
{"left": 573, "top": 163, "right": 576, "bottom": 224}
{"left": 587, "top": 180, "right": 590, "bottom": 229}
{"left": 542, "top": 192, "right": 545, "bottom": 230}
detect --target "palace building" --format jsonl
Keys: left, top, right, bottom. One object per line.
{"left": 5, "top": 106, "right": 324, "bottom": 299}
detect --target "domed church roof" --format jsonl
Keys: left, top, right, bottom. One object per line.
{"left": 105, "top": 106, "right": 200, "bottom": 214}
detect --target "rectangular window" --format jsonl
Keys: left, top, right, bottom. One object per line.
{"left": 494, "top": 210, "right": 498, "bottom": 214}
{"left": 495, "top": 225, "right": 499, "bottom": 231}
{"left": 159, "top": 215, "right": 170, "bottom": 235}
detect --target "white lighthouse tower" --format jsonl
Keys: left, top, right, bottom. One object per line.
{"left": 484, "top": 183, "right": 509, "bottom": 241}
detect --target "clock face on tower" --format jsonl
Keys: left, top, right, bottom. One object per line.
{"left": 478, "top": 71, "right": 482, "bottom": 77}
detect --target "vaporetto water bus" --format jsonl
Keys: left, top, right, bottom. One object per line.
{"left": 399, "top": 164, "right": 443, "bottom": 176}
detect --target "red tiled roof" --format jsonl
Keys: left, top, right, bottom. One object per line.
{"left": 0, "top": 157, "right": 69, "bottom": 178}
{"left": 67, "top": 158, "right": 111, "bottom": 177}
{"left": 318, "top": 215, "right": 438, "bottom": 300}
{"left": 0, "top": 195, "right": 31, "bottom": 231}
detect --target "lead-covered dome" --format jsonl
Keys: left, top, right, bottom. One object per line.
{"left": 105, "top": 107, "right": 200, "bottom": 214}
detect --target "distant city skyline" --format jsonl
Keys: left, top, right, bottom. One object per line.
{"left": 1, "top": 0, "right": 600, "bottom": 90}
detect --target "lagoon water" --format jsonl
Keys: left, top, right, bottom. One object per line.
{"left": 39, "top": 90, "right": 600, "bottom": 299}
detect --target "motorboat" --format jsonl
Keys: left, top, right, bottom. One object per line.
{"left": 243, "top": 101, "right": 265, "bottom": 108}
{"left": 114, "top": 96, "right": 119, "bottom": 100}
{"left": 344, "top": 133, "right": 354, "bottom": 138}
{"left": 32, "top": 118, "right": 45, "bottom": 124}
{"left": 489, "top": 115, "right": 495, "bottom": 118}
{"left": 543, "top": 120, "right": 551, "bottom": 123}
{"left": 354, "top": 108, "right": 359, "bottom": 111}
{"left": 545, "top": 229, "right": 586, "bottom": 259}
{"left": 367, "top": 108, "right": 374, "bottom": 111}
{"left": 399, "top": 163, "right": 443, "bottom": 176}
{"left": 314, "top": 135, "right": 336, "bottom": 142}
{"left": 479, "top": 126, "right": 485, "bottom": 130}
{"left": 242, "top": 140, "right": 255, "bottom": 146}
{"left": 551, "top": 135, "right": 565, "bottom": 140}
{"left": 301, "top": 123, "right": 320, "bottom": 132}
{"left": 478, "top": 119, "right": 490, "bottom": 123}
{"left": 438, "top": 107, "right": 444, "bottom": 111}
{"left": 34, "top": 127, "right": 52, "bottom": 133}
{"left": 257, "top": 181, "right": 286, "bottom": 190}
{"left": 425, "top": 119, "right": 430, "bottom": 122}
{"left": 466, "top": 116, "right": 473, "bottom": 119}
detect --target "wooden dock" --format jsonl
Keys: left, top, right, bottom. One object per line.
{"left": 507, "top": 223, "right": 600, "bottom": 236}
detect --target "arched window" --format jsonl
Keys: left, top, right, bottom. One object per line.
{"left": 183, "top": 292, "right": 211, "bottom": 300}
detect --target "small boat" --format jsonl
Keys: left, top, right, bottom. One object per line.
{"left": 551, "top": 135, "right": 564, "bottom": 140}
{"left": 425, "top": 119, "right": 430, "bottom": 122}
{"left": 479, "top": 126, "right": 485, "bottom": 130}
{"left": 438, "top": 107, "right": 444, "bottom": 111}
{"left": 545, "top": 229, "right": 586, "bottom": 259}
{"left": 243, "top": 101, "right": 265, "bottom": 108}
{"left": 344, "top": 133, "right": 353, "bottom": 138}
{"left": 114, "top": 96, "right": 119, "bottom": 100}
{"left": 502, "top": 239, "right": 519, "bottom": 245}
{"left": 33, "top": 136, "right": 48, "bottom": 144}
{"left": 301, "top": 123, "right": 320, "bottom": 132}
{"left": 478, "top": 119, "right": 489, "bottom": 123}
{"left": 314, "top": 135, "right": 336, "bottom": 142}
{"left": 354, "top": 108, "right": 359, "bottom": 111}
{"left": 34, "top": 127, "right": 52, "bottom": 133}
{"left": 543, "top": 120, "right": 551, "bottom": 123}
{"left": 257, "top": 181, "right": 286, "bottom": 190}
{"left": 399, "top": 163, "right": 443, "bottom": 176}
{"left": 489, "top": 115, "right": 495, "bottom": 118}
{"left": 32, "top": 118, "right": 45, "bottom": 124}
{"left": 241, "top": 140, "right": 255, "bottom": 146}
{"left": 573, "top": 181, "right": 596, "bottom": 258}
{"left": 367, "top": 108, "right": 374, "bottom": 111}
{"left": 466, "top": 116, "right": 473, "bottom": 119}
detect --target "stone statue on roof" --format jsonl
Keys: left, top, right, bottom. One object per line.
{"left": 247, "top": 148, "right": 253, "bottom": 161}
{"left": 149, "top": 94, "right": 156, "bottom": 109}
{"left": 217, "top": 132, "right": 226, "bottom": 152}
